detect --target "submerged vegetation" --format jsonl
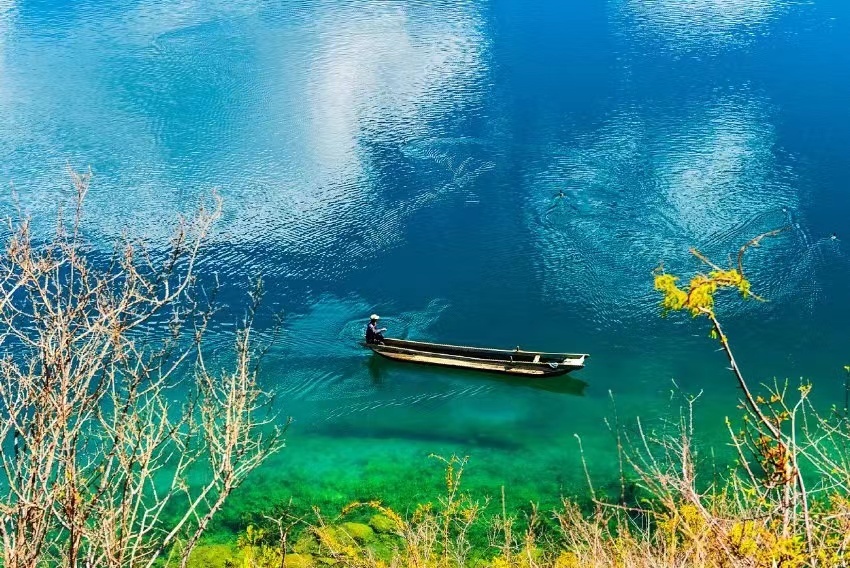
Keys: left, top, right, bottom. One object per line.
{"left": 1, "top": 176, "right": 847, "bottom": 568}
{"left": 186, "top": 230, "right": 850, "bottom": 568}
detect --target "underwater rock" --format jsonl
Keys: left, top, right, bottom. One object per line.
{"left": 339, "top": 522, "right": 375, "bottom": 542}
{"left": 369, "top": 514, "right": 398, "bottom": 534}
{"left": 284, "top": 553, "right": 315, "bottom": 568}
{"left": 186, "top": 544, "right": 240, "bottom": 568}
{"left": 293, "top": 530, "right": 320, "bottom": 554}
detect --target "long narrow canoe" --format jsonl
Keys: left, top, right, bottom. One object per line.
{"left": 365, "top": 338, "right": 588, "bottom": 378}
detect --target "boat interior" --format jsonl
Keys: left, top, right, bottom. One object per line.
{"left": 380, "top": 338, "right": 579, "bottom": 364}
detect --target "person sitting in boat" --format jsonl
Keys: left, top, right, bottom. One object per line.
{"left": 366, "top": 314, "right": 387, "bottom": 344}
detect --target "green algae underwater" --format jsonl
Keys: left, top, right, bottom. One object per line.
{"left": 183, "top": 238, "right": 850, "bottom": 568}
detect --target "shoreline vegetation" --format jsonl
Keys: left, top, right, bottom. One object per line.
{"left": 2, "top": 179, "right": 849, "bottom": 567}
{"left": 0, "top": 175, "right": 285, "bottom": 567}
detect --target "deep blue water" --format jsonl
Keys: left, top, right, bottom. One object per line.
{"left": 1, "top": 0, "right": 850, "bottom": 524}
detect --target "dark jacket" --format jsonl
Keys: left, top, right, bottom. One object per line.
{"left": 366, "top": 321, "right": 384, "bottom": 344}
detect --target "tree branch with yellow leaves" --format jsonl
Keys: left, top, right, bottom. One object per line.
{"left": 653, "top": 228, "right": 814, "bottom": 558}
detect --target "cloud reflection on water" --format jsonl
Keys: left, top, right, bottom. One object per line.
{"left": 0, "top": 0, "right": 490, "bottom": 283}
{"left": 235, "top": 0, "right": 490, "bottom": 276}
{"left": 613, "top": 0, "right": 789, "bottom": 53}
{"left": 302, "top": 3, "right": 487, "bottom": 181}
{"left": 526, "top": 90, "right": 805, "bottom": 329}
{"left": 0, "top": 0, "right": 16, "bottom": 145}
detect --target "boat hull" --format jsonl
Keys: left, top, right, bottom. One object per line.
{"left": 365, "top": 338, "right": 587, "bottom": 378}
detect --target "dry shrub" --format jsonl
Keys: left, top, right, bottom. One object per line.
{"left": 0, "top": 170, "right": 286, "bottom": 568}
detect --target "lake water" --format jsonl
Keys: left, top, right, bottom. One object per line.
{"left": 1, "top": 0, "right": 849, "bottom": 535}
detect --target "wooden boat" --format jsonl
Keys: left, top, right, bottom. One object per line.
{"left": 365, "top": 338, "right": 588, "bottom": 378}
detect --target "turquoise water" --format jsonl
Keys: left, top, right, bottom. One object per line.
{"left": 2, "top": 0, "right": 850, "bottom": 533}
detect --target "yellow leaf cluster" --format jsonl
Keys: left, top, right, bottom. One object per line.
{"left": 729, "top": 521, "right": 808, "bottom": 567}
{"left": 654, "top": 273, "right": 688, "bottom": 313}
{"left": 653, "top": 259, "right": 756, "bottom": 318}
{"left": 553, "top": 551, "right": 581, "bottom": 568}
{"left": 654, "top": 231, "right": 787, "bottom": 319}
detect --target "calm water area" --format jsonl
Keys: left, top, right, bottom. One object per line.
{"left": 1, "top": 0, "right": 850, "bottom": 536}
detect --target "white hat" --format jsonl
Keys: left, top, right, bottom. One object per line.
{"left": 370, "top": 314, "right": 380, "bottom": 320}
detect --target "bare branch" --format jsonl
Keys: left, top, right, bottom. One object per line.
{"left": 0, "top": 174, "right": 285, "bottom": 568}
